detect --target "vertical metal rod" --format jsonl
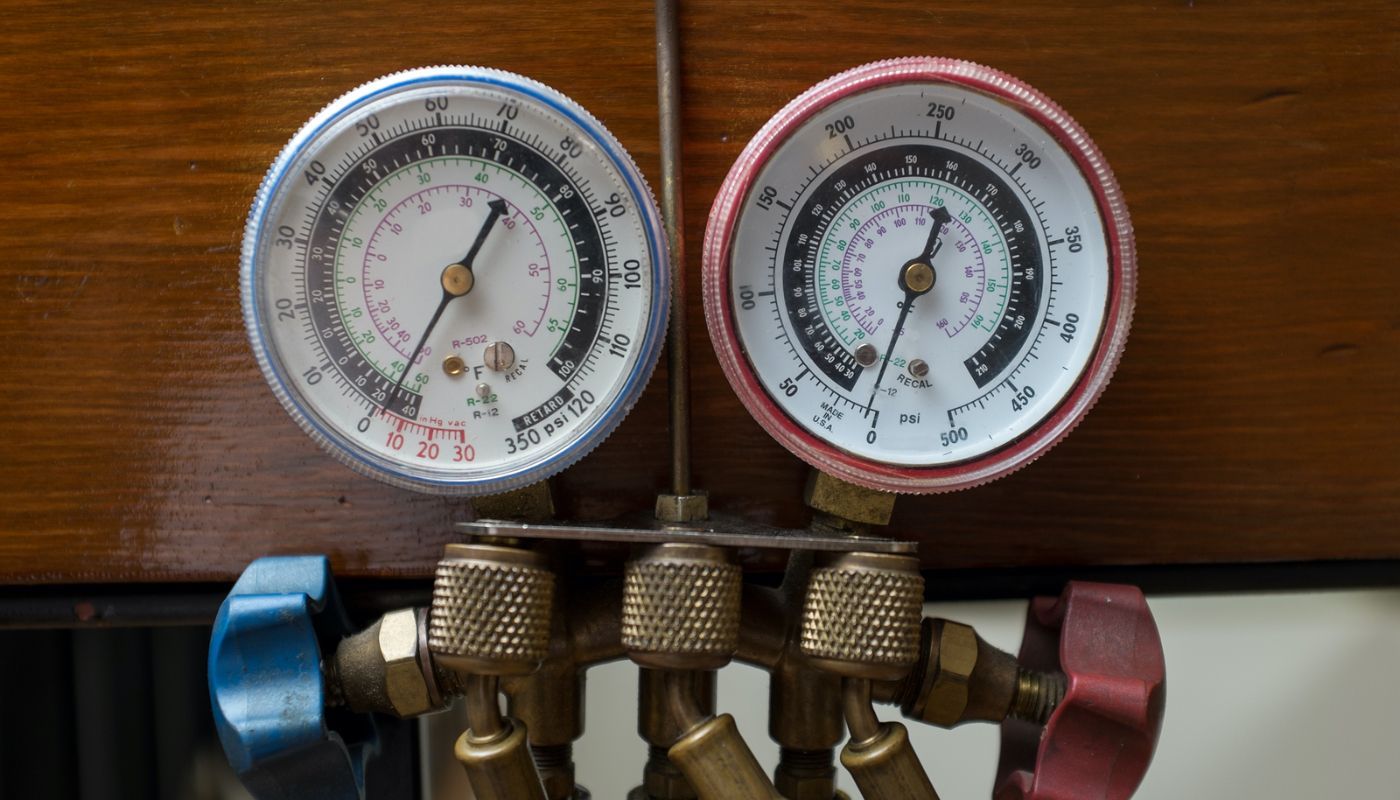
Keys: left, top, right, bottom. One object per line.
{"left": 656, "top": 0, "right": 692, "bottom": 497}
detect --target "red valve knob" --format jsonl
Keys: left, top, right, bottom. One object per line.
{"left": 994, "top": 581, "right": 1166, "bottom": 800}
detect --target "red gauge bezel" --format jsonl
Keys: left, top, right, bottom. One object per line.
{"left": 701, "top": 58, "right": 1136, "bottom": 494}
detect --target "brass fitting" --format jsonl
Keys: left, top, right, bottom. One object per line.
{"left": 455, "top": 716, "right": 548, "bottom": 800}
{"left": 769, "top": 654, "right": 844, "bottom": 751}
{"left": 840, "top": 716, "right": 940, "bottom": 800}
{"left": 769, "top": 633, "right": 844, "bottom": 800}
{"left": 471, "top": 480, "right": 555, "bottom": 521}
{"left": 907, "top": 618, "right": 984, "bottom": 727}
{"left": 800, "top": 552, "right": 924, "bottom": 682}
{"left": 330, "top": 607, "right": 447, "bottom": 719}
{"left": 429, "top": 542, "right": 555, "bottom": 800}
{"left": 502, "top": 590, "right": 586, "bottom": 800}
{"left": 879, "top": 618, "right": 1066, "bottom": 728}
{"left": 655, "top": 491, "right": 710, "bottom": 524}
{"left": 668, "top": 713, "right": 783, "bottom": 800}
{"left": 803, "top": 471, "right": 896, "bottom": 529}
{"left": 429, "top": 542, "right": 555, "bottom": 676}
{"left": 636, "top": 668, "right": 713, "bottom": 800}
{"left": 634, "top": 747, "right": 697, "bottom": 800}
{"left": 622, "top": 544, "right": 741, "bottom": 671}
{"left": 774, "top": 747, "right": 847, "bottom": 800}
{"left": 658, "top": 669, "right": 782, "bottom": 800}
{"left": 1010, "top": 668, "right": 1067, "bottom": 725}
{"left": 623, "top": 545, "right": 736, "bottom": 800}
{"left": 621, "top": 545, "right": 777, "bottom": 800}
{"left": 528, "top": 743, "right": 580, "bottom": 800}
{"left": 800, "top": 552, "right": 936, "bottom": 799}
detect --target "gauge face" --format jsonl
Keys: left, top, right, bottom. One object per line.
{"left": 703, "top": 58, "right": 1135, "bottom": 493}
{"left": 243, "top": 67, "right": 668, "bottom": 495}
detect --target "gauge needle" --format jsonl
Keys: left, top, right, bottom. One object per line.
{"left": 457, "top": 199, "right": 509, "bottom": 266}
{"left": 384, "top": 199, "right": 509, "bottom": 411}
{"left": 866, "top": 207, "right": 952, "bottom": 412}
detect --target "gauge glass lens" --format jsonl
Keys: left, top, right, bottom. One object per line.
{"left": 726, "top": 79, "right": 1113, "bottom": 469}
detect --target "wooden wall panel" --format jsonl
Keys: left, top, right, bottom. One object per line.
{"left": 0, "top": 0, "right": 1396, "bottom": 583}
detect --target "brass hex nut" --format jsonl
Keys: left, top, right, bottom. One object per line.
{"left": 333, "top": 607, "right": 445, "bottom": 719}
{"left": 643, "top": 758, "right": 698, "bottom": 800}
{"left": 380, "top": 608, "right": 434, "bottom": 718}
{"left": 774, "top": 770, "right": 845, "bottom": 800}
{"left": 654, "top": 491, "right": 709, "bottom": 524}
{"left": 776, "top": 780, "right": 835, "bottom": 800}
{"left": 922, "top": 620, "right": 978, "bottom": 727}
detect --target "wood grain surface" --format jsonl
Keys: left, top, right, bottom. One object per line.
{"left": 0, "top": 0, "right": 1397, "bottom": 584}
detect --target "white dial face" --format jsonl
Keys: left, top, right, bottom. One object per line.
{"left": 243, "top": 69, "right": 666, "bottom": 494}
{"left": 727, "top": 80, "right": 1112, "bottom": 470}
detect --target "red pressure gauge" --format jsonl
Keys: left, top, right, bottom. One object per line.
{"left": 703, "top": 58, "right": 1135, "bottom": 493}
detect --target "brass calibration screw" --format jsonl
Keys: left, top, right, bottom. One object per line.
{"left": 622, "top": 543, "right": 741, "bottom": 670}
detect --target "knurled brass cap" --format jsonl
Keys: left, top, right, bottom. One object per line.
{"left": 800, "top": 552, "right": 924, "bottom": 681}
{"left": 622, "top": 544, "right": 741, "bottom": 670}
{"left": 429, "top": 543, "right": 555, "bottom": 676}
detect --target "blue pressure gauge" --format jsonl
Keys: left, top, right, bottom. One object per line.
{"left": 242, "top": 67, "right": 669, "bottom": 495}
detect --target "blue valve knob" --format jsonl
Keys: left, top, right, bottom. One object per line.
{"left": 208, "top": 556, "right": 377, "bottom": 800}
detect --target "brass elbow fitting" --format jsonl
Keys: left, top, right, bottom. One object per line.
{"left": 429, "top": 542, "right": 556, "bottom": 800}
{"left": 801, "top": 551, "right": 937, "bottom": 800}
{"left": 840, "top": 698, "right": 940, "bottom": 800}
{"left": 622, "top": 544, "right": 780, "bottom": 800}
{"left": 668, "top": 712, "right": 781, "bottom": 800}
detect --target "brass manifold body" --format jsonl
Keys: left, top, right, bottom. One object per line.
{"left": 327, "top": 539, "right": 1066, "bottom": 800}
